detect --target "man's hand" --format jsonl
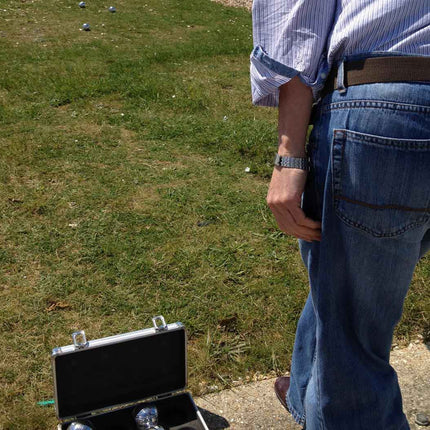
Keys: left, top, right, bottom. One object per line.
{"left": 267, "top": 166, "right": 321, "bottom": 242}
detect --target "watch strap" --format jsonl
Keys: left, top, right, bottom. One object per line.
{"left": 274, "top": 154, "right": 309, "bottom": 170}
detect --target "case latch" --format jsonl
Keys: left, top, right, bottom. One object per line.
{"left": 72, "top": 330, "right": 89, "bottom": 350}
{"left": 152, "top": 315, "right": 168, "bottom": 332}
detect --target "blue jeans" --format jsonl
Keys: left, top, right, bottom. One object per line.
{"left": 285, "top": 80, "right": 430, "bottom": 430}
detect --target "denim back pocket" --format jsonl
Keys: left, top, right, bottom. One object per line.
{"left": 332, "top": 129, "right": 430, "bottom": 237}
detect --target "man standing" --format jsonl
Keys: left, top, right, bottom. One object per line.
{"left": 250, "top": 1, "right": 430, "bottom": 429}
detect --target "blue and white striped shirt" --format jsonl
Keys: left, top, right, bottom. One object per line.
{"left": 250, "top": 0, "right": 430, "bottom": 107}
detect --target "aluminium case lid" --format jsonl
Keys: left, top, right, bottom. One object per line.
{"left": 51, "top": 317, "right": 187, "bottom": 421}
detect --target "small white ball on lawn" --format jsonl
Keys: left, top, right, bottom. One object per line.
{"left": 82, "top": 23, "right": 90, "bottom": 31}
{"left": 78, "top": 1, "right": 86, "bottom": 8}
{"left": 108, "top": 6, "right": 116, "bottom": 12}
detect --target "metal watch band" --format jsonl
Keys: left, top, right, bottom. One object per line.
{"left": 274, "top": 154, "right": 309, "bottom": 171}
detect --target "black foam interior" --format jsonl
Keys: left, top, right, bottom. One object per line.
{"left": 60, "top": 392, "right": 202, "bottom": 430}
{"left": 55, "top": 328, "right": 186, "bottom": 419}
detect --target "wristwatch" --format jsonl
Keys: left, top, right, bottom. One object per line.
{"left": 274, "top": 153, "right": 309, "bottom": 171}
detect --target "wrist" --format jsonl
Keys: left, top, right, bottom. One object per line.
{"left": 277, "top": 147, "right": 306, "bottom": 158}
{"left": 277, "top": 138, "right": 306, "bottom": 158}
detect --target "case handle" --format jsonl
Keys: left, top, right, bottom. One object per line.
{"left": 72, "top": 330, "right": 89, "bottom": 350}
{"left": 152, "top": 315, "right": 168, "bottom": 332}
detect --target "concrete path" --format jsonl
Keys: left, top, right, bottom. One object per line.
{"left": 196, "top": 342, "right": 430, "bottom": 429}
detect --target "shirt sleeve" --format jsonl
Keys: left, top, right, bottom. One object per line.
{"left": 250, "top": 0, "right": 336, "bottom": 107}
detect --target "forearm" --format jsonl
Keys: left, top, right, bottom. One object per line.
{"left": 267, "top": 76, "right": 321, "bottom": 242}
{"left": 277, "top": 76, "right": 313, "bottom": 157}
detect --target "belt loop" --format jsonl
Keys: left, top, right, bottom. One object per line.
{"left": 336, "top": 60, "right": 347, "bottom": 94}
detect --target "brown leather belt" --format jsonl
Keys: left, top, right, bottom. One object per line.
{"left": 320, "top": 56, "right": 430, "bottom": 100}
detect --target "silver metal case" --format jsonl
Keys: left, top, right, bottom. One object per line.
{"left": 51, "top": 316, "right": 209, "bottom": 430}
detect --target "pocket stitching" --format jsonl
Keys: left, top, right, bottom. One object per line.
{"left": 335, "top": 194, "right": 430, "bottom": 213}
{"left": 331, "top": 129, "right": 430, "bottom": 237}
{"left": 335, "top": 209, "right": 429, "bottom": 238}
{"left": 321, "top": 100, "right": 430, "bottom": 116}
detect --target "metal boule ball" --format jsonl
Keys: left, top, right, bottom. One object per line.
{"left": 415, "top": 412, "right": 429, "bottom": 426}
{"left": 141, "top": 427, "right": 164, "bottom": 430}
{"left": 67, "top": 422, "right": 93, "bottom": 430}
{"left": 108, "top": 6, "right": 116, "bottom": 12}
{"left": 82, "top": 23, "right": 90, "bottom": 31}
{"left": 78, "top": 1, "right": 86, "bottom": 8}
{"left": 135, "top": 405, "right": 160, "bottom": 429}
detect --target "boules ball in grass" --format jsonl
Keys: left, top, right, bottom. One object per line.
{"left": 82, "top": 23, "right": 90, "bottom": 31}
{"left": 108, "top": 6, "right": 116, "bottom": 12}
{"left": 67, "top": 423, "right": 93, "bottom": 430}
{"left": 78, "top": 1, "right": 86, "bottom": 8}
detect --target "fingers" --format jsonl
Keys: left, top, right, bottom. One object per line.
{"left": 270, "top": 204, "right": 321, "bottom": 242}
{"left": 290, "top": 205, "right": 322, "bottom": 229}
{"left": 266, "top": 166, "right": 321, "bottom": 242}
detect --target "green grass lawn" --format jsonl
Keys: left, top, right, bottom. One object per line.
{"left": 0, "top": 0, "right": 428, "bottom": 428}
